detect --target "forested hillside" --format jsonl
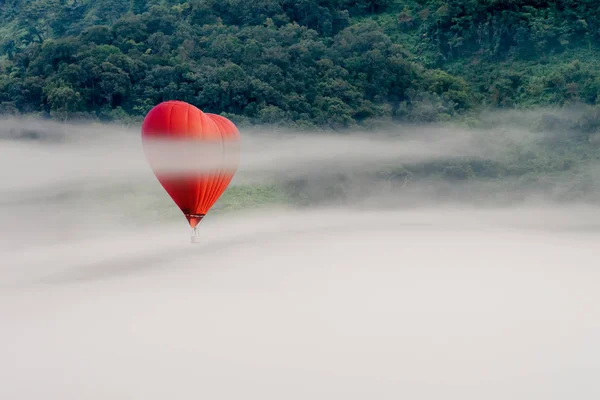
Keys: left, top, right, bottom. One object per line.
{"left": 1, "top": 0, "right": 599, "bottom": 129}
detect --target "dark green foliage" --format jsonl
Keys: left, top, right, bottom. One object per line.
{"left": 0, "top": 0, "right": 599, "bottom": 127}
{"left": 0, "top": 0, "right": 471, "bottom": 125}
{"left": 422, "top": 0, "right": 600, "bottom": 62}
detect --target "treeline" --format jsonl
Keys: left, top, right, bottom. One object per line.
{"left": 416, "top": 0, "right": 600, "bottom": 107}
{"left": 0, "top": 0, "right": 599, "bottom": 128}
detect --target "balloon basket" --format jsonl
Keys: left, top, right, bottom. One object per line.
{"left": 191, "top": 228, "right": 201, "bottom": 244}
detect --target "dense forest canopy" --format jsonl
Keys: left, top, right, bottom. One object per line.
{"left": 1, "top": 0, "right": 600, "bottom": 129}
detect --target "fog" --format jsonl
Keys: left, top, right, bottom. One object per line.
{"left": 1, "top": 115, "right": 600, "bottom": 400}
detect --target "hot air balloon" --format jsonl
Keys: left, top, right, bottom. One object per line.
{"left": 141, "top": 100, "right": 240, "bottom": 242}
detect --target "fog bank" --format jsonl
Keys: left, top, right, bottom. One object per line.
{"left": 1, "top": 114, "right": 600, "bottom": 399}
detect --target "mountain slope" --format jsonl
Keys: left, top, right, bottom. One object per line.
{"left": 1, "top": 0, "right": 599, "bottom": 128}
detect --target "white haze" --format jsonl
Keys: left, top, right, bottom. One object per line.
{"left": 0, "top": 113, "right": 544, "bottom": 192}
{"left": 1, "top": 115, "right": 600, "bottom": 400}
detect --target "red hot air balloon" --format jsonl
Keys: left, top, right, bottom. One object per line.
{"left": 141, "top": 101, "right": 240, "bottom": 242}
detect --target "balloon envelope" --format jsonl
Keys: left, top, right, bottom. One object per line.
{"left": 141, "top": 101, "right": 240, "bottom": 228}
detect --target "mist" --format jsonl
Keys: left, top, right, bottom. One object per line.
{"left": 1, "top": 113, "right": 600, "bottom": 400}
